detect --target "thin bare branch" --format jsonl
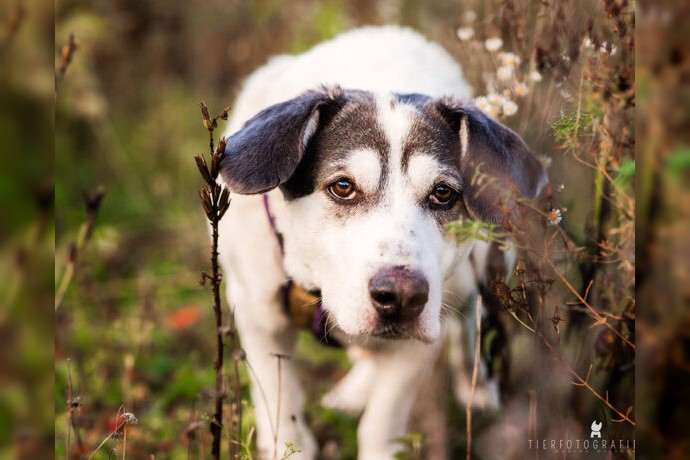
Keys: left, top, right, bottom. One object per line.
{"left": 466, "top": 294, "right": 482, "bottom": 460}
{"left": 546, "top": 257, "right": 635, "bottom": 349}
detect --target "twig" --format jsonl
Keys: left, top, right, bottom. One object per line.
{"left": 56, "top": 33, "right": 78, "bottom": 93}
{"left": 244, "top": 360, "right": 277, "bottom": 442}
{"left": 270, "top": 353, "right": 290, "bottom": 460}
{"left": 466, "top": 294, "right": 482, "bottom": 460}
{"left": 66, "top": 359, "right": 85, "bottom": 457}
{"left": 508, "top": 305, "right": 635, "bottom": 426}
{"left": 67, "top": 359, "right": 72, "bottom": 460}
{"left": 199, "top": 102, "right": 230, "bottom": 157}
{"left": 0, "top": 3, "right": 25, "bottom": 58}
{"left": 88, "top": 408, "right": 138, "bottom": 460}
{"left": 195, "top": 102, "right": 232, "bottom": 460}
{"left": 122, "top": 422, "right": 128, "bottom": 460}
{"left": 55, "top": 187, "right": 106, "bottom": 311}
{"left": 546, "top": 257, "right": 635, "bottom": 349}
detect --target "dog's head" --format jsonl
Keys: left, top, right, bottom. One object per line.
{"left": 221, "top": 87, "right": 546, "bottom": 342}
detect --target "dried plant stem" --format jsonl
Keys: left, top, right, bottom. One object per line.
{"left": 122, "top": 424, "right": 127, "bottom": 460}
{"left": 210, "top": 214, "right": 224, "bottom": 460}
{"left": 270, "top": 354, "right": 289, "bottom": 460}
{"left": 66, "top": 359, "right": 72, "bottom": 459}
{"left": 56, "top": 33, "right": 78, "bottom": 94}
{"left": 509, "top": 304, "right": 635, "bottom": 426}
{"left": 0, "top": 3, "right": 25, "bottom": 58}
{"left": 465, "top": 294, "right": 482, "bottom": 460}
{"left": 55, "top": 187, "right": 105, "bottom": 311}
{"left": 244, "top": 360, "right": 277, "bottom": 441}
{"left": 55, "top": 246, "right": 76, "bottom": 312}
{"left": 196, "top": 102, "right": 232, "bottom": 460}
{"left": 66, "top": 358, "right": 85, "bottom": 457}
{"left": 88, "top": 425, "right": 123, "bottom": 460}
{"left": 88, "top": 406, "right": 132, "bottom": 460}
{"left": 546, "top": 257, "right": 635, "bottom": 349}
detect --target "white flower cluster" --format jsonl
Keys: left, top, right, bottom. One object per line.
{"left": 474, "top": 93, "right": 518, "bottom": 118}
{"left": 455, "top": 14, "right": 544, "bottom": 119}
{"left": 582, "top": 36, "right": 618, "bottom": 55}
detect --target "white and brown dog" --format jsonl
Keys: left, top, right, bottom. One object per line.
{"left": 217, "top": 26, "right": 546, "bottom": 459}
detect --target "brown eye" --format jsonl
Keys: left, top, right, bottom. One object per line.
{"left": 429, "top": 184, "right": 458, "bottom": 208}
{"left": 328, "top": 178, "right": 357, "bottom": 200}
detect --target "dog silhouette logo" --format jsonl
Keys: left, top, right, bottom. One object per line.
{"left": 590, "top": 420, "right": 603, "bottom": 439}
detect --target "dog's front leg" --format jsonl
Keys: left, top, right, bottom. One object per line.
{"left": 357, "top": 339, "right": 441, "bottom": 460}
{"left": 230, "top": 284, "right": 317, "bottom": 460}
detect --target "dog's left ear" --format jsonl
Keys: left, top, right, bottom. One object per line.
{"left": 435, "top": 100, "right": 548, "bottom": 226}
{"left": 220, "top": 90, "right": 334, "bottom": 194}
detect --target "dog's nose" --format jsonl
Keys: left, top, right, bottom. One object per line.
{"left": 369, "top": 267, "right": 429, "bottom": 323}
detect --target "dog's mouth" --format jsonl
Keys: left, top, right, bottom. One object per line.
{"left": 372, "top": 323, "right": 405, "bottom": 339}
{"left": 370, "top": 322, "right": 432, "bottom": 342}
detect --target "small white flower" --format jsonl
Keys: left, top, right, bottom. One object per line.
{"left": 487, "top": 92, "right": 507, "bottom": 106}
{"left": 583, "top": 37, "right": 594, "bottom": 48}
{"left": 529, "top": 70, "right": 543, "bottom": 82}
{"left": 487, "top": 104, "right": 500, "bottom": 118}
{"left": 456, "top": 27, "right": 475, "bottom": 41}
{"left": 599, "top": 42, "right": 618, "bottom": 55}
{"left": 502, "top": 99, "right": 518, "bottom": 116}
{"left": 484, "top": 37, "right": 503, "bottom": 52}
{"left": 473, "top": 96, "right": 491, "bottom": 113}
{"left": 599, "top": 42, "right": 617, "bottom": 55}
{"left": 496, "top": 65, "right": 515, "bottom": 81}
{"left": 546, "top": 209, "right": 562, "bottom": 226}
{"left": 463, "top": 10, "right": 477, "bottom": 23}
{"left": 499, "top": 52, "right": 521, "bottom": 67}
{"left": 514, "top": 82, "right": 529, "bottom": 97}
{"left": 120, "top": 412, "right": 139, "bottom": 425}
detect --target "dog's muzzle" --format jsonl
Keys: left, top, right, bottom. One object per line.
{"left": 369, "top": 266, "right": 429, "bottom": 328}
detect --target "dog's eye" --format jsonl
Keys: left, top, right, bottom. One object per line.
{"left": 429, "top": 184, "right": 458, "bottom": 208}
{"left": 328, "top": 178, "right": 357, "bottom": 200}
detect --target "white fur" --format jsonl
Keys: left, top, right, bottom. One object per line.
{"left": 226, "top": 26, "right": 471, "bottom": 135}
{"left": 459, "top": 114, "right": 469, "bottom": 160}
{"left": 325, "top": 148, "right": 382, "bottom": 195}
{"left": 219, "top": 26, "right": 496, "bottom": 459}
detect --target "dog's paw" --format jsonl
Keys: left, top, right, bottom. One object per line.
{"left": 321, "top": 360, "right": 375, "bottom": 415}
{"left": 455, "top": 376, "right": 501, "bottom": 411}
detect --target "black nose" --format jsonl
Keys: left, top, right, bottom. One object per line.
{"left": 369, "top": 267, "right": 429, "bottom": 323}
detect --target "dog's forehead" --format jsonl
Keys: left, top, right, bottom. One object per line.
{"left": 281, "top": 90, "right": 459, "bottom": 199}
{"left": 317, "top": 91, "right": 389, "bottom": 162}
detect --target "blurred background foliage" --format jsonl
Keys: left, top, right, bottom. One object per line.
{"left": 50, "top": 0, "right": 642, "bottom": 459}
{"left": 4, "top": 0, "right": 688, "bottom": 458}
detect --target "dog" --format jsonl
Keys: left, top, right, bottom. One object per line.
{"left": 217, "top": 26, "right": 547, "bottom": 459}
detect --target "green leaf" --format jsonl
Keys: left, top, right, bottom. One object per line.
{"left": 666, "top": 145, "right": 690, "bottom": 177}
{"left": 614, "top": 159, "right": 635, "bottom": 187}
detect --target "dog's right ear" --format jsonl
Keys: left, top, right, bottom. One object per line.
{"left": 220, "top": 90, "right": 333, "bottom": 194}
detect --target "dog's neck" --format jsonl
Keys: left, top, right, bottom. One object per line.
{"left": 262, "top": 192, "right": 341, "bottom": 346}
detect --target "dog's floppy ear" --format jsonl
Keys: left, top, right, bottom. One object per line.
{"left": 436, "top": 100, "right": 547, "bottom": 226}
{"left": 220, "top": 90, "right": 333, "bottom": 194}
